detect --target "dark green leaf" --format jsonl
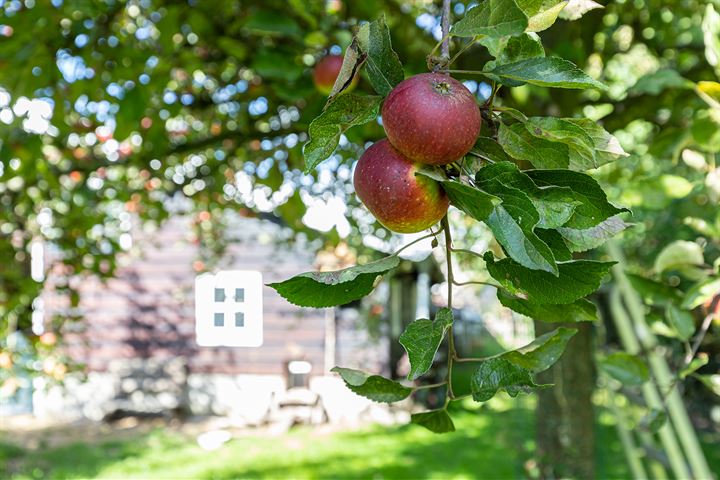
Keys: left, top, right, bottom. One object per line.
{"left": 243, "top": 10, "right": 302, "bottom": 37}
{"left": 356, "top": 15, "right": 404, "bottom": 96}
{"left": 504, "top": 327, "right": 577, "bottom": 372}
{"left": 303, "top": 94, "right": 381, "bottom": 171}
{"left": 498, "top": 289, "right": 598, "bottom": 323}
{"left": 440, "top": 180, "right": 501, "bottom": 223}
{"left": 599, "top": 352, "right": 649, "bottom": 385}
{"left": 331, "top": 367, "right": 412, "bottom": 403}
{"left": 252, "top": 50, "right": 303, "bottom": 81}
{"left": 626, "top": 273, "right": 683, "bottom": 307}
{"left": 468, "top": 137, "right": 512, "bottom": 166}
{"left": 399, "top": 308, "right": 454, "bottom": 380}
{"left": 471, "top": 357, "right": 548, "bottom": 402}
{"left": 498, "top": 122, "right": 570, "bottom": 169}
{"left": 535, "top": 229, "right": 572, "bottom": 261}
{"left": 526, "top": 169, "right": 627, "bottom": 229}
{"left": 486, "top": 57, "right": 607, "bottom": 90}
{"left": 558, "top": 216, "right": 630, "bottom": 252}
{"left": 665, "top": 304, "right": 696, "bottom": 341}
{"left": 268, "top": 255, "right": 399, "bottom": 308}
{"left": 451, "top": 0, "right": 528, "bottom": 38}
{"left": 411, "top": 409, "right": 456, "bottom": 433}
{"left": 477, "top": 162, "right": 580, "bottom": 229}
{"left": 484, "top": 252, "right": 615, "bottom": 304}
{"left": 476, "top": 163, "right": 559, "bottom": 275}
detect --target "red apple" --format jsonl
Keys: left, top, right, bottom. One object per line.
{"left": 381, "top": 73, "right": 481, "bottom": 165}
{"left": 313, "top": 54, "right": 357, "bottom": 95}
{"left": 353, "top": 139, "right": 449, "bottom": 233}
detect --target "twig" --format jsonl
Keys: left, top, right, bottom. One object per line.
{"left": 440, "top": 0, "right": 451, "bottom": 61}
{"left": 391, "top": 229, "right": 443, "bottom": 257}
{"left": 414, "top": 381, "right": 448, "bottom": 390}
{"left": 452, "top": 279, "right": 500, "bottom": 288}
{"left": 441, "top": 215, "right": 456, "bottom": 403}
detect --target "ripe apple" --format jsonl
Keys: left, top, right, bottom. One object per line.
{"left": 382, "top": 73, "right": 481, "bottom": 165}
{"left": 313, "top": 54, "right": 357, "bottom": 95}
{"left": 353, "top": 139, "right": 449, "bottom": 233}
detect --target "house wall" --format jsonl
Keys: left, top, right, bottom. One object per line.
{"left": 34, "top": 214, "right": 388, "bottom": 422}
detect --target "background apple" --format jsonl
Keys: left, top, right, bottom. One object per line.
{"left": 353, "top": 139, "right": 448, "bottom": 233}
{"left": 313, "top": 54, "right": 358, "bottom": 95}
{"left": 382, "top": 72, "right": 481, "bottom": 165}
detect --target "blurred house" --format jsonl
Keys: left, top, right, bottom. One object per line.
{"left": 26, "top": 214, "right": 411, "bottom": 425}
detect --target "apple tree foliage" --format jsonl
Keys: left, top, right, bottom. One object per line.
{"left": 269, "top": 4, "right": 632, "bottom": 433}
{"left": 0, "top": 0, "right": 717, "bottom": 427}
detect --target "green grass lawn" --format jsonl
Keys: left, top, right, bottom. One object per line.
{"left": 0, "top": 396, "right": 639, "bottom": 480}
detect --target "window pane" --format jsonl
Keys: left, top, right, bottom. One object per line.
{"left": 235, "top": 311, "right": 244, "bottom": 327}
{"left": 214, "top": 288, "right": 225, "bottom": 302}
{"left": 214, "top": 312, "right": 224, "bottom": 326}
{"left": 235, "top": 288, "right": 244, "bottom": 302}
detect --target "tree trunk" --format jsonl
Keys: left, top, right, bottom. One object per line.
{"left": 535, "top": 320, "right": 596, "bottom": 479}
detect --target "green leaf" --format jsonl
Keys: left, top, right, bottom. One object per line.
{"left": 327, "top": 38, "right": 366, "bottom": 100}
{"left": 468, "top": 137, "right": 512, "bottom": 165}
{"left": 680, "top": 353, "right": 709, "bottom": 379}
{"left": 526, "top": 170, "right": 627, "bottom": 229}
{"left": 243, "top": 9, "right": 302, "bottom": 37}
{"left": 536, "top": 229, "right": 572, "bottom": 261}
{"left": 498, "top": 289, "right": 598, "bottom": 323}
{"left": 563, "top": 118, "right": 629, "bottom": 167}
{"left": 331, "top": 367, "right": 412, "bottom": 403}
{"left": 356, "top": 15, "right": 404, "bottom": 96}
{"left": 654, "top": 240, "right": 704, "bottom": 274}
{"left": 303, "top": 94, "right": 381, "bottom": 171}
{"left": 470, "top": 357, "right": 548, "bottom": 402}
{"left": 558, "top": 216, "right": 630, "bottom": 252}
{"left": 497, "top": 33, "right": 545, "bottom": 64}
{"left": 626, "top": 273, "right": 683, "bottom": 307}
{"left": 410, "top": 409, "right": 456, "bottom": 433}
{"left": 525, "top": 117, "right": 596, "bottom": 170}
{"left": 399, "top": 308, "right": 454, "bottom": 381}
{"left": 682, "top": 277, "right": 720, "bottom": 310}
{"left": 477, "top": 162, "right": 579, "bottom": 229}
{"left": 504, "top": 327, "right": 577, "bottom": 372}
{"left": 694, "top": 374, "right": 720, "bottom": 397}
{"left": 268, "top": 255, "right": 399, "bottom": 308}
{"left": 665, "top": 304, "right": 696, "bottom": 341}
{"left": 559, "top": 0, "right": 603, "bottom": 21}
{"left": 486, "top": 57, "right": 606, "bottom": 90}
{"left": 498, "top": 122, "right": 570, "bottom": 169}
{"left": 476, "top": 165, "right": 558, "bottom": 275}
{"left": 440, "top": 180, "right": 501, "bottom": 223}
{"left": 599, "top": 352, "right": 649, "bottom": 386}
{"left": 252, "top": 50, "right": 303, "bottom": 81}
{"left": 451, "top": 0, "right": 528, "bottom": 38}
{"left": 484, "top": 252, "right": 615, "bottom": 304}
{"left": 516, "top": 0, "right": 568, "bottom": 32}
{"left": 629, "top": 69, "right": 694, "bottom": 96}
